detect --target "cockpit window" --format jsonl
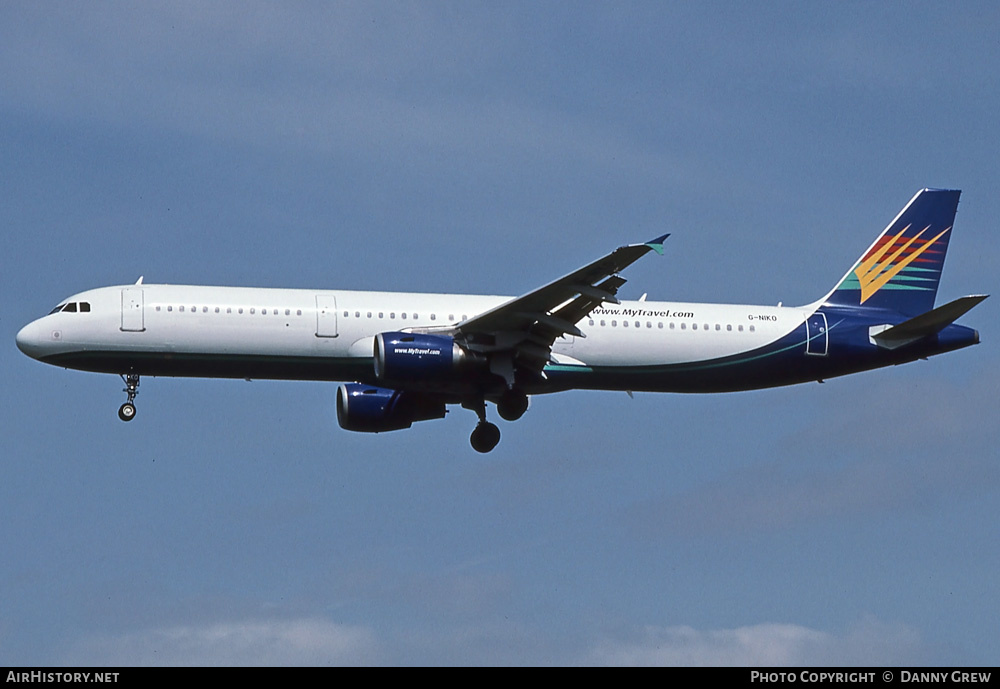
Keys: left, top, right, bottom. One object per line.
{"left": 48, "top": 301, "right": 91, "bottom": 314}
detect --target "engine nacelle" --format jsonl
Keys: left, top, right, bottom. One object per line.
{"left": 336, "top": 383, "right": 446, "bottom": 433}
{"left": 374, "top": 331, "right": 475, "bottom": 384}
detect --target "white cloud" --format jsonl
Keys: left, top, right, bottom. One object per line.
{"left": 60, "top": 611, "right": 931, "bottom": 666}
{"left": 587, "top": 617, "right": 922, "bottom": 666}
{"left": 67, "top": 618, "right": 378, "bottom": 666}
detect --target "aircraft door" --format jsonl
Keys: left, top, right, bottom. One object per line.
{"left": 805, "top": 311, "right": 828, "bottom": 356}
{"left": 316, "top": 294, "right": 338, "bottom": 338}
{"left": 120, "top": 287, "right": 145, "bottom": 332}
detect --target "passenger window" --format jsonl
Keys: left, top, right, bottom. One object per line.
{"left": 401, "top": 313, "right": 407, "bottom": 319}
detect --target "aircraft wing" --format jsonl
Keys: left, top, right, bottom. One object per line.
{"left": 430, "top": 234, "right": 669, "bottom": 385}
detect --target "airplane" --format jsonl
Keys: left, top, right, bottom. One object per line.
{"left": 16, "top": 188, "right": 986, "bottom": 453}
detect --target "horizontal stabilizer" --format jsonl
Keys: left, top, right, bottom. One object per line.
{"left": 871, "top": 295, "right": 988, "bottom": 350}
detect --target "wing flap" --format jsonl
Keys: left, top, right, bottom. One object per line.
{"left": 411, "top": 234, "right": 668, "bottom": 388}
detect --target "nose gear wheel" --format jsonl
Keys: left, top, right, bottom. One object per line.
{"left": 118, "top": 373, "right": 140, "bottom": 422}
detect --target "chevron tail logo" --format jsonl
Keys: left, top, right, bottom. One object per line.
{"left": 849, "top": 224, "right": 950, "bottom": 304}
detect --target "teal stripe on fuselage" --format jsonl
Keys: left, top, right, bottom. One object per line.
{"left": 553, "top": 319, "right": 832, "bottom": 374}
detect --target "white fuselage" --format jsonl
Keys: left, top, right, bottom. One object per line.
{"left": 17, "top": 283, "right": 804, "bottom": 390}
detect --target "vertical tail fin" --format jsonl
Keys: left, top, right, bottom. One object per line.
{"left": 823, "top": 189, "right": 960, "bottom": 316}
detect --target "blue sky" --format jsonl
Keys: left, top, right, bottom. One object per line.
{"left": 2, "top": 2, "right": 997, "bottom": 665}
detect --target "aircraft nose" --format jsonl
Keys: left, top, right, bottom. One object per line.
{"left": 16, "top": 320, "right": 49, "bottom": 360}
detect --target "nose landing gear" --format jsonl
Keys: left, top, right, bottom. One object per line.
{"left": 118, "top": 373, "right": 140, "bottom": 422}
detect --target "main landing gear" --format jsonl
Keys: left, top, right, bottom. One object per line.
{"left": 470, "top": 420, "right": 501, "bottom": 454}
{"left": 118, "top": 373, "right": 140, "bottom": 422}
{"left": 496, "top": 390, "right": 529, "bottom": 421}
{"left": 466, "top": 398, "right": 501, "bottom": 454}
{"left": 465, "top": 391, "right": 529, "bottom": 453}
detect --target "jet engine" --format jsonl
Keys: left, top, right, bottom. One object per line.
{"left": 373, "top": 332, "right": 481, "bottom": 385}
{"left": 336, "top": 383, "right": 447, "bottom": 433}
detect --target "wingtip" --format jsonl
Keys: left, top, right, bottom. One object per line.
{"left": 645, "top": 233, "right": 670, "bottom": 256}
